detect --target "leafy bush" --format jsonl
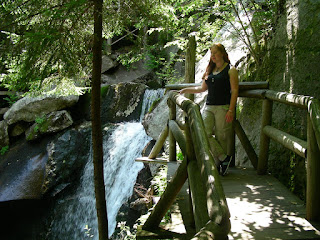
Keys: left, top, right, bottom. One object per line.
{"left": 3, "top": 93, "right": 19, "bottom": 106}
{"left": 0, "top": 146, "right": 9, "bottom": 155}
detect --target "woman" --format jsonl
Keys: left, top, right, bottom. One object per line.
{"left": 180, "top": 43, "right": 239, "bottom": 175}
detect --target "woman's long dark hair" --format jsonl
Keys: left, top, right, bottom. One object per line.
{"left": 202, "top": 43, "right": 230, "bottom": 80}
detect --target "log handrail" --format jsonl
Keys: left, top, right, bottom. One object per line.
{"left": 168, "top": 91, "right": 230, "bottom": 225}
{"left": 142, "top": 80, "right": 320, "bottom": 238}
{"left": 164, "top": 81, "right": 320, "bottom": 221}
{"left": 142, "top": 90, "right": 231, "bottom": 239}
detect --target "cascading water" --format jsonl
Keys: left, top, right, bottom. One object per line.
{"left": 139, "top": 88, "right": 165, "bottom": 122}
{"left": 48, "top": 88, "right": 164, "bottom": 239}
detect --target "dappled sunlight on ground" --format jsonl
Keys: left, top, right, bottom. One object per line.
{"left": 221, "top": 168, "right": 320, "bottom": 240}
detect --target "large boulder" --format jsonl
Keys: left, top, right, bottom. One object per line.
{"left": 0, "top": 122, "right": 91, "bottom": 201}
{"left": 4, "top": 94, "right": 79, "bottom": 125}
{"left": 101, "top": 60, "right": 152, "bottom": 86}
{"left": 0, "top": 136, "right": 51, "bottom": 201}
{"left": 25, "top": 110, "right": 74, "bottom": 141}
{"left": 42, "top": 123, "right": 91, "bottom": 195}
{"left": 76, "top": 82, "right": 148, "bottom": 124}
{"left": 101, "top": 55, "right": 118, "bottom": 73}
{"left": 142, "top": 93, "right": 169, "bottom": 140}
{"left": 101, "top": 82, "right": 147, "bottom": 123}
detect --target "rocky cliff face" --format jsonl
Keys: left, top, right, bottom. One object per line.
{"left": 236, "top": 0, "right": 320, "bottom": 199}
{"left": 0, "top": 78, "right": 152, "bottom": 202}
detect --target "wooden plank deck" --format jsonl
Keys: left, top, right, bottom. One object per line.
{"left": 223, "top": 167, "right": 320, "bottom": 240}
{"left": 137, "top": 163, "right": 320, "bottom": 239}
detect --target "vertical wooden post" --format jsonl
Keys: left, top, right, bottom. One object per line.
{"left": 185, "top": 117, "right": 196, "bottom": 230}
{"left": 143, "top": 159, "right": 188, "bottom": 230}
{"left": 168, "top": 99, "right": 176, "bottom": 161}
{"left": 230, "top": 107, "right": 236, "bottom": 167}
{"left": 148, "top": 125, "right": 169, "bottom": 159}
{"left": 306, "top": 115, "right": 320, "bottom": 221}
{"left": 234, "top": 119, "right": 258, "bottom": 169}
{"left": 185, "top": 35, "right": 196, "bottom": 101}
{"left": 257, "top": 99, "right": 273, "bottom": 174}
{"left": 187, "top": 160, "right": 210, "bottom": 231}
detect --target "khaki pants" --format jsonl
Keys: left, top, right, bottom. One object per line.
{"left": 202, "top": 105, "right": 233, "bottom": 164}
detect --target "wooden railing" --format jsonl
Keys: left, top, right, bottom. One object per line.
{"left": 142, "top": 91, "right": 232, "bottom": 239}
{"left": 166, "top": 81, "right": 320, "bottom": 222}
{"left": 141, "top": 81, "right": 320, "bottom": 238}
{"left": 239, "top": 88, "right": 320, "bottom": 221}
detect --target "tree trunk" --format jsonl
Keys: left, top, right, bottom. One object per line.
{"left": 91, "top": 0, "right": 109, "bottom": 239}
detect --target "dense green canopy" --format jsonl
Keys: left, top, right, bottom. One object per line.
{"left": 0, "top": 0, "right": 280, "bottom": 93}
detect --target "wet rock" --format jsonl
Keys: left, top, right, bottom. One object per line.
{"left": 129, "top": 198, "right": 149, "bottom": 212}
{"left": 25, "top": 110, "right": 73, "bottom": 141}
{"left": 101, "top": 82, "right": 147, "bottom": 124}
{"left": 0, "top": 137, "right": 51, "bottom": 201}
{"left": 42, "top": 124, "right": 91, "bottom": 194}
{"left": 114, "top": 164, "right": 153, "bottom": 232}
{"left": 77, "top": 82, "right": 148, "bottom": 124}
{"left": 142, "top": 93, "right": 169, "bottom": 140}
{"left": 4, "top": 94, "right": 79, "bottom": 125}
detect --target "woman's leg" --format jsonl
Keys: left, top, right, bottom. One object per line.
{"left": 202, "top": 106, "right": 226, "bottom": 166}
{"left": 202, "top": 106, "right": 215, "bottom": 137}
{"left": 213, "top": 105, "right": 233, "bottom": 156}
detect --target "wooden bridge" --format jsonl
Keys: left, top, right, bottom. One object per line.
{"left": 136, "top": 81, "right": 320, "bottom": 239}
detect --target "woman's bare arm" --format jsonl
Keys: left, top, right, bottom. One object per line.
{"left": 180, "top": 80, "right": 208, "bottom": 94}
{"left": 225, "top": 67, "right": 239, "bottom": 122}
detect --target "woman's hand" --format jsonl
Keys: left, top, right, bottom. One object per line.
{"left": 225, "top": 110, "right": 234, "bottom": 123}
{"left": 179, "top": 88, "right": 187, "bottom": 94}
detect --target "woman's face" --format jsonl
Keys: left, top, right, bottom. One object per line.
{"left": 210, "top": 46, "right": 224, "bottom": 63}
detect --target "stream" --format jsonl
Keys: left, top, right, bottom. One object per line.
{"left": 47, "top": 88, "right": 164, "bottom": 239}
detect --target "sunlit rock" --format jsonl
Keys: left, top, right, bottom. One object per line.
{"left": 4, "top": 94, "right": 79, "bottom": 125}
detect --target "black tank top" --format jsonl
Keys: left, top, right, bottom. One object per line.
{"left": 205, "top": 64, "right": 231, "bottom": 105}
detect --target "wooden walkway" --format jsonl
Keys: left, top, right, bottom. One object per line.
{"left": 138, "top": 163, "right": 320, "bottom": 239}
{"left": 222, "top": 167, "right": 320, "bottom": 240}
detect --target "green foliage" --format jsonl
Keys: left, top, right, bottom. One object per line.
{"left": 151, "top": 165, "right": 168, "bottom": 197}
{"left": 1, "top": 0, "right": 92, "bottom": 92}
{"left": 117, "top": 221, "right": 137, "bottom": 240}
{"left": 3, "top": 93, "right": 19, "bottom": 106}
{"left": 0, "top": 0, "right": 280, "bottom": 94}
{"left": 34, "top": 115, "right": 46, "bottom": 133}
{"left": 116, "top": 51, "right": 144, "bottom": 70}
{"left": 216, "top": 0, "right": 280, "bottom": 65}
{"left": 156, "top": 51, "right": 184, "bottom": 85}
{"left": 177, "top": 149, "right": 184, "bottom": 161}
{"left": 151, "top": 165, "right": 172, "bottom": 224}
{"left": 0, "top": 146, "right": 9, "bottom": 155}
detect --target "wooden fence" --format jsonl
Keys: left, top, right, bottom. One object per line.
{"left": 166, "top": 81, "right": 320, "bottom": 222}
{"left": 140, "top": 81, "right": 320, "bottom": 238}
{"left": 141, "top": 91, "right": 232, "bottom": 239}
{"left": 240, "top": 87, "right": 320, "bottom": 221}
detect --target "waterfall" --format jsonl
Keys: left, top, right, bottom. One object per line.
{"left": 139, "top": 88, "right": 165, "bottom": 122}
{"left": 48, "top": 88, "right": 164, "bottom": 239}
